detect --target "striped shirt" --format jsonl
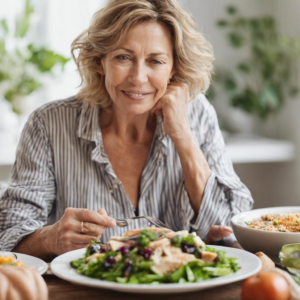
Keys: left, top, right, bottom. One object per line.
{"left": 0, "top": 94, "right": 253, "bottom": 251}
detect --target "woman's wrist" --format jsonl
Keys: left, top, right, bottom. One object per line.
{"left": 171, "top": 129, "right": 195, "bottom": 154}
{"left": 13, "top": 225, "right": 56, "bottom": 261}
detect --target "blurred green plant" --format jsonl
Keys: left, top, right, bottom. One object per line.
{"left": 210, "top": 5, "right": 300, "bottom": 119}
{"left": 0, "top": 0, "right": 70, "bottom": 113}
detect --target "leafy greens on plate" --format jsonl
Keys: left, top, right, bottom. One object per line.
{"left": 70, "top": 228, "right": 239, "bottom": 284}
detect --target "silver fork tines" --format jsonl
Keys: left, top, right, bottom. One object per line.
{"left": 115, "top": 216, "right": 170, "bottom": 229}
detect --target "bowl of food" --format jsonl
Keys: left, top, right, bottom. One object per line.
{"left": 231, "top": 206, "right": 300, "bottom": 259}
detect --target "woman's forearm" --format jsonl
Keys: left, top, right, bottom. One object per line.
{"left": 12, "top": 226, "right": 55, "bottom": 261}
{"left": 174, "top": 133, "right": 212, "bottom": 214}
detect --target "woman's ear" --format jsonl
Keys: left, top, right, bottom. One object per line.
{"left": 170, "top": 67, "right": 176, "bottom": 80}
{"left": 95, "top": 58, "right": 105, "bottom": 75}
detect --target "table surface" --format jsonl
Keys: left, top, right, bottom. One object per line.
{"left": 43, "top": 274, "right": 243, "bottom": 300}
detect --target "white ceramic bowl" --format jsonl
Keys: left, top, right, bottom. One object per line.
{"left": 231, "top": 206, "right": 300, "bottom": 259}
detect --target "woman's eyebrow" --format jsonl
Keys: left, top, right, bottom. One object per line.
{"left": 113, "top": 47, "right": 169, "bottom": 57}
{"left": 113, "top": 47, "right": 134, "bottom": 53}
{"left": 148, "top": 52, "right": 169, "bottom": 57}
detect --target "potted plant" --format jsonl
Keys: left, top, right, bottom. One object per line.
{"left": 208, "top": 6, "right": 300, "bottom": 134}
{"left": 0, "top": 0, "right": 70, "bottom": 114}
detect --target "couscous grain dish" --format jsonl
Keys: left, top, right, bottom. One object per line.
{"left": 246, "top": 213, "right": 300, "bottom": 232}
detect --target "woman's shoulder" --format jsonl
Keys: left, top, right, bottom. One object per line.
{"left": 23, "top": 96, "right": 85, "bottom": 135}
{"left": 30, "top": 96, "right": 82, "bottom": 119}
{"left": 187, "top": 93, "right": 216, "bottom": 119}
{"left": 187, "top": 94, "right": 221, "bottom": 145}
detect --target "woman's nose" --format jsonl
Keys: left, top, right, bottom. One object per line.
{"left": 128, "top": 62, "right": 148, "bottom": 85}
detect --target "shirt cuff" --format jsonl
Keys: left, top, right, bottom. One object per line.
{"left": 188, "top": 171, "right": 219, "bottom": 238}
{"left": 222, "top": 232, "right": 237, "bottom": 247}
{"left": 0, "top": 219, "right": 44, "bottom": 251}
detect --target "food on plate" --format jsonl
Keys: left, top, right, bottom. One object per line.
{"left": 241, "top": 271, "right": 290, "bottom": 300}
{"left": 0, "top": 252, "right": 25, "bottom": 267}
{"left": 70, "top": 227, "right": 239, "bottom": 284}
{"left": 255, "top": 252, "right": 275, "bottom": 271}
{"left": 246, "top": 212, "right": 300, "bottom": 232}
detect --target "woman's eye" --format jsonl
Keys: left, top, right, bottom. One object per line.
{"left": 116, "top": 55, "right": 130, "bottom": 60}
{"left": 152, "top": 60, "right": 163, "bottom": 64}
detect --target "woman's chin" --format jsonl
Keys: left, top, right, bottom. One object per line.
{"left": 121, "top": 105, "right": 152, "bottom": 116}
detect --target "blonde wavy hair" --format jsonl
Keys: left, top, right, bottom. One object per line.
{"left": 71, "top": 0, "right": 214, "bottom": 108}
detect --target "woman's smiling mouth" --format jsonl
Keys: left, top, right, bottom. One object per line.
{"left": 122, "top": 90, "right": 151, "bottom": 101}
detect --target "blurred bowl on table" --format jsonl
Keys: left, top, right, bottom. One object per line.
{"left": 231, "top": 206, "right": 300, "bottom": 259}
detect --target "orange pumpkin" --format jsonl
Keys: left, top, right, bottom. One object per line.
{"left": 0, "top": 266, "right": 48, "bottom": 300}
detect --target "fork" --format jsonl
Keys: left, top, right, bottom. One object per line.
{"left": 114, "top": 216, "right": 170, "bottom": 229}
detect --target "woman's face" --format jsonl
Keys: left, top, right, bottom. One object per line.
{"left": 99, "top": 21, "right": 175, "bottom": 115}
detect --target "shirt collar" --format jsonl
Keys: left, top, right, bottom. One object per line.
{"left": 77, "top": 102, "right": 109, "bottom": 164}
{"left": 78, "top": 103, "right": 168, "bottom": 142}
{"left": 77, "top": 102, "right": 169, "bottom": 163}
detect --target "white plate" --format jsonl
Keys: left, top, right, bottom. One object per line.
{"left": 51, "top": 246, "right": 261, "bottom": 294}
{"left": 13, "top": 253, "right": 48, "bottom": 275}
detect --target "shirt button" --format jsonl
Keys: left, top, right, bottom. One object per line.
{"left": 113, "top": 184, "right": 118, "bottom": 189}
{"left": 109, "top": 189, "right": 113, "bottom": 194}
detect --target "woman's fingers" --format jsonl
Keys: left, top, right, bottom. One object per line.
{"left": 98, "top": 208, "right": 107, "bottom": 216}
{"left": 79, "top": 209, "right": 110, "bottom": 237}
{"left": 206, "top": 225, "right": 232, "bottom": 243}
{"left": 52, "top": 207, "right": 114, "bottom": 256}
{"left": 71, "top": 233, "right": 101, "bottom": 244}
{"left": 151, "top": 105, "right": 163, "bottom": 116}
{"left": 79, "top": 221, "right": 106, "bottom": 235}
{"left": 150, "top": 82, "right": 184, "bottom": 116}
{"left": 151, "top": 97, "right": 164, "bottom": 116}
{"left": 72, "top": 208, "right": 116, "bottom": 228}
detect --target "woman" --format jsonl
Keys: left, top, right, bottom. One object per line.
{"left": 0, "top": 0, "right": 253, "bottom": 259}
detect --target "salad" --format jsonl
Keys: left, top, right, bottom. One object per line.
{"left": 70, "top": 227, "right": 239, "bottom": 284}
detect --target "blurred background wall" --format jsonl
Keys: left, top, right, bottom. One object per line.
{"left": 0, "top": 0, "right": 299, "bottom": 209}
{"left": 176, "top": 0, "right": 300, "bottom": 208}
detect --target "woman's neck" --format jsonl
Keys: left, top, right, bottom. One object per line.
{"left": 99, "top": 106, "right": 156, "bottom": 144}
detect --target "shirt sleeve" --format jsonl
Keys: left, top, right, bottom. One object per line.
{"left": 0, "top": 112, "right": 56, "bottom": 251}
{"left": 173, "top": 95, "right": 254, "bottom": 240}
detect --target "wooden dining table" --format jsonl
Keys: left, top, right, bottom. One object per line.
{"left": 43, "top": 272, "right": 243, "bottom": 300}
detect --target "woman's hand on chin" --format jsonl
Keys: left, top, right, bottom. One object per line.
{"left": 151, "top": 82, "right": 192, "bottom": 145}
{"left": 47, "top": 207, "right": 116, "bottom": 255}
